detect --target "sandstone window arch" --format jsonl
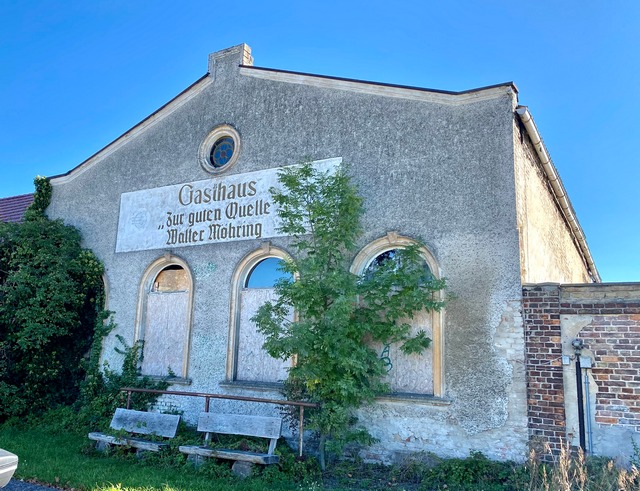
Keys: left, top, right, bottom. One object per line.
{"left": 351, "top": 232, "right": 444, "bottom": 397}
{"left": 135, "top": 255, "right": 193, "bottom": 380}
{"left": 227, "top": 243, "right": 293, "bottom": 384}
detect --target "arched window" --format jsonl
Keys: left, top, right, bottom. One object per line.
{"left": 245, "top": 257, "right": 288, "bottom": 288}
{"left": 227, "top": 245, "right": 293, "bottom": 384}
{"left": 352, "top": 233, "right": 444, "bottom": 397}
{"left": 136, "top": 255, "right": 193, "bottom": 380}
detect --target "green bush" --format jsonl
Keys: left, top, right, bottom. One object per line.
{"left": 0, "top": 176, "right": 168, "bottom": 427}
{"left": 418, "top": 452, "right": 522, "bottom": 491}
{"left": 76, "top": 334, "right": 170, "bottom": 431}
{"left": 0, "top": 177, "right": 105, "bottom": 421}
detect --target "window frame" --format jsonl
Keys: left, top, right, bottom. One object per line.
{"left": 226, "top": 243, "right": 294, "bottom": 384}
{"left": 350, "top": 232, "right": 444, "bottom": 397}
{"left": 198, "top": 124, "right": 241, "bottom": 175}
{"left": 134, "top": 254, "right": 194, "bottom": 382}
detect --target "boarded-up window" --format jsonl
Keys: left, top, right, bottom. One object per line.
{"left": 141, "top": 265, "right": 191, "bottom": 377}
{"left": 378, "top": 309, "right": 433, "bottom": 394}
{"left": 366, "top": 249, "right": 434, "bottom": 395}
{"left": 235, "top": 257, "right": 291, "bottom": 383}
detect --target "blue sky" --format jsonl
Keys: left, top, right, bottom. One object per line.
{"left": 1, "top": 1, "right": 638, "bottom": 282}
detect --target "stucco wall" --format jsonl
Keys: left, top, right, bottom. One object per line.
{"left": 47, "top": 45, "right": 529, "bottom": 462}
{"left": 513, "top": 122, "right": 591, "bottom": 284}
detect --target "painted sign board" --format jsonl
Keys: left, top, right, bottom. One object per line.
{"left": 115, "top": 158, "right": 341, "bottom": 253}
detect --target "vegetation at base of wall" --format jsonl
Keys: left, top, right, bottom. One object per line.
{"left": 631, "top": 437, "right": 640, "bottom": 469}
{"left": 2, "top": 417, "right": 639, "bottom": 491}
{"left": 77, "top": 334, "right": 170, "bottom": 430}
{"left": 252, "top": 163, "right": 446, "bottom": 468}
{"left": 524, "top": 445, "right": 639, "bottom": 491}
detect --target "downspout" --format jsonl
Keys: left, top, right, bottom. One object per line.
{"left": 584, "top": 367, "right": 593, "bottom": 454}
{"left": 575, "top": 352, "right": 587, "bottom": 452}
{"left": 515, "top": 106, "right": 601, "bottom": 282}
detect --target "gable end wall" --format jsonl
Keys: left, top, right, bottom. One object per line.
{"left": 514, "top": 120, "right": 591, "bottom": 284}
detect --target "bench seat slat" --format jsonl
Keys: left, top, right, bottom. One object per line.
{"left": 89, "top": 432, "right": 168, "bottom": 452}
{"left": 180, "top": 413, "right": 283, "bottom": 467}
{"left": 178, "top": 445, "right": 279, "bottom": 465}
{"left": 88, "top": 409, "right": 180, "bottom": 454}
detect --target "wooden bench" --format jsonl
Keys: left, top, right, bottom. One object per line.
{"left": 179, "top": 413, "right": 282, "bottom": 476}
{"left": 88, "top": 408, "right": 180, "bottom": 455}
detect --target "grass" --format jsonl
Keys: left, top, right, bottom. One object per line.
{"left": 2, "top": 419, "right": 639, "bottom": 491}
{"left": 1, "top": 425, "right": 301, "bottom": 491}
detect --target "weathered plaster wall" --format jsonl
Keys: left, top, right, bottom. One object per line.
{"left": 48, "top": 45, "right": 528, "bottom": 461}
{"left": 362, "top": 299, "right": 528, "bottom": 462}
{"left": 513, "top": 122, "right": 591, "bottom": 284}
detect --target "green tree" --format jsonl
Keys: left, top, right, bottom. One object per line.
{"left": 0, "top": 177, "right": 170, "bottom": 427}
{"left": 0, "top": 177, "right": 105, "bottom": 420}
{"left": 253, "top": 163, "right": 446, "bottom": 468}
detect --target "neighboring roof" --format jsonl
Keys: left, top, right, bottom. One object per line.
{"left": 0, "top": 194, "right": 34, "bottom": 223}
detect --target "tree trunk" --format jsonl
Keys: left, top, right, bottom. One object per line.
{"left": 318, "top": 433, "right": 326, "bottom": 471}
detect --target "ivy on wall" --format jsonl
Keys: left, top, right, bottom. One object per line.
{"left": 0, "top": 177, "right": 105, "bottom": 420}
{"left": 0, "top": 177, "right": 174, "bottom": 427}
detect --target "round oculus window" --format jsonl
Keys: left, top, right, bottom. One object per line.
{"left": 198, "top": 125, "right": 241, "bottom": 174}
{"left": 210, "top": 136, "right": 235, "bottom": 168}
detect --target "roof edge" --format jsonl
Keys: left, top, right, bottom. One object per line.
{"left": 50, "top": 74, "right": 211, "bottom": 185}
{"left": 240, "top": 64, "right": 518, "bottom": 106}
{"left": 244, "top": 64, "right": 518, "bottom": 96}
{"left": 0, "top": 192, "right": 34, "bottom": 200}
{"left": 50, "top": 44, "right": 521, "bottom": 186}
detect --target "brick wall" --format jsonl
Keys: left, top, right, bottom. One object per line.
{"left": 522, "top": 284, "right": 566, "bottom": 455}
{"left": 523, "top": 283, "right": 640, "bottom": 460}
{"left": 559, "top": 288, "right": 640, "bottom": 432}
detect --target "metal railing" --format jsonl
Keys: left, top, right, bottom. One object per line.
{"left": 120, "top": 387, "right": 318, "bottom": 456}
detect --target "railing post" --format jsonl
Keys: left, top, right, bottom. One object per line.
{"left": 204, "top": 396, "right": 211, "bottom": 442}
{"left": 126, "top": 390, "right": 132, "bottom": 409}
{"left": 299, "top": 406, "right": 305, "bottom": 457}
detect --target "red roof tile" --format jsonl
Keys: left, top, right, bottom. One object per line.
{"left": 0, "top": 194, "right": 34, "bottom": 223}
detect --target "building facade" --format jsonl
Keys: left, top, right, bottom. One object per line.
{"left": 41, "top": 44, "right": 616, "bottom": 463}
